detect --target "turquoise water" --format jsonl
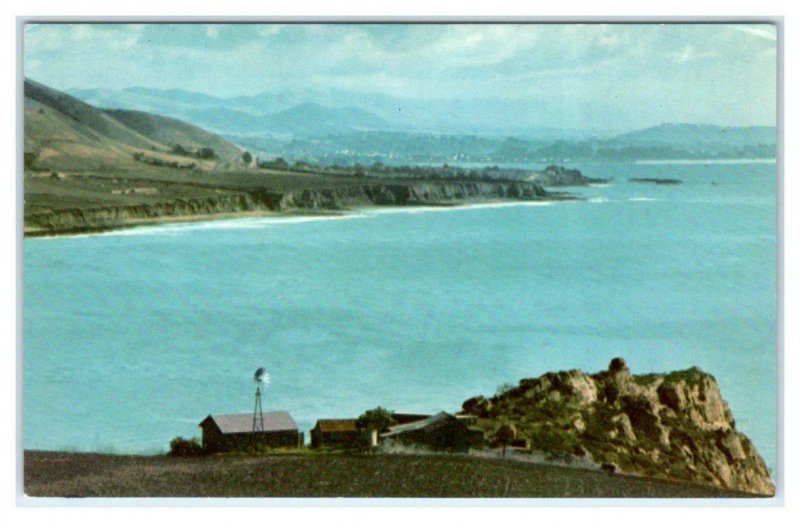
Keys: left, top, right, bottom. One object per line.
{"left": 23, "top": 161, "right": 777, "bottom": 474}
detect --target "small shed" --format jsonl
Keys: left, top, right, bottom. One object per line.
{"left": 199, "top": 411, "right": 302, "bottom": 453}
{"left": 381, "top": 411, "right": 484, "bottom": 451}
{"left": 310, "top": 419, "right": 360, "bottom": 448}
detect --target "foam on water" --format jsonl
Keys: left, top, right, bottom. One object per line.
{"left": 48, "top": 202, "right": 561, "bottom": 239}
{"left": 588, "top": 196, "right": 612, "bottom": 203}
{"left": 87, "top": 213, "right": 369, "bottom": 237}
{"left": 363, "top": 200, "right": 556, "bottom": 216}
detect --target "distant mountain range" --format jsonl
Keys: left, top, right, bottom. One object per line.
{"left": 180, "top": 102, "right": 389, "bottom": 137}
{"left": 58, "top": 82, "right": 777, "bottom": 166}
{"left": 65, "top": 85, "right": 616, "bottom": 140}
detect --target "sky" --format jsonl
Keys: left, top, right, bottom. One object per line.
{"left": 23, "top": 23, "right": 778, "bottom": 129}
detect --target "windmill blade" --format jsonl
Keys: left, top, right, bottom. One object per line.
{"left": 254, "top": 367, "right": 270, "bottom": 386}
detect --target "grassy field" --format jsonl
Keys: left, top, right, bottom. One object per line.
{"left": 24, "top": 451, "right": 762, "bottom": 498}
{"left": 24, "top": 166, "right": 378, "bottom": 214}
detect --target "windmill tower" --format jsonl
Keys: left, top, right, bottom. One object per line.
{"left": 253, "top": 367, "right": 269, "bottom": 431}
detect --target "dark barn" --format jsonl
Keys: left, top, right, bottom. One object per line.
{"left": 310, "top": 419, "right": 360, "bottom": 448}
{"left": 381, "top": 411, "right": 484, "bottom": 451}
{"left": 199, "top": 411, "right": 302, "bottom": 453}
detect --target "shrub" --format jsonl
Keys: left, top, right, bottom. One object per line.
{"left": 24, "top": 152, "right": 36, "bottom": 169}
{"left": 168, "top": 436, "right": 204, "bottom": 457}
{"left": 170, "top": 144, "right": 189, "bottom": 156}
{"left": 357, "top": 407, "right": 396, "bottom": 434}
{"left": 259, "top": 157, "right": 290, "bottom": 170}
{"left": 196, "top": 147, "right": 217, "bottom": 160}
{"left": 528, "top": 425, "right": 580, "bottom": 457}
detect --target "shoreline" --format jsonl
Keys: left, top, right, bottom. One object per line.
{"left": 24, "top": 194, "right": 577, "bottom": 239}
{"left": 23, "top": 208, "right": 339, "bottom": 239}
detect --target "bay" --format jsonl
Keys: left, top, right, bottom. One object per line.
{"left": 23, "top": 161, "right": 777, "bottom": 475}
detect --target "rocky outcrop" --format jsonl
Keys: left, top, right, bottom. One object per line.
{"left": 629, "top": 178, "right": 682, "bottom": 185}
{"left": 25, "top": 179, "right": 555, "bottom": 236}
{"left": 527, "top": 165, "right": 608, "bottom": 187}
{"left": 270, "top": 181, "right": 548, "bottom": 211}
{"left": 461, "top": 358, "right": 774, "bottom": 496}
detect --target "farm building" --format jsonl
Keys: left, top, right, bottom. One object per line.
{"left": 380, "top": 411, "right": 484, "bottom": 451}
{"left": 199, "top": 411, "right": 302, "bottom": 453}
{"left": 390, "top": 413, "right": 431, "bottom": 425}
{"left": 310, "top": 419, "right": 360, "bottom": 448}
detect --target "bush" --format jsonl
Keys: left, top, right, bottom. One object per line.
{"left": 168, "top": 436, "right": 204, "bottom": 457}
{"left": 357, "top": 407, "right": 396, "bottom": 434}
{"left": 259, "top": 157, "right": 290, "bottom": 170}
{"left": 170, "top": 144, "right": 189, "bottom": 156}
{"left": 196, "top": 147, "right": 217, "bottom": 160}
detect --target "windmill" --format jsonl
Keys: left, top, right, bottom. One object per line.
{"left": 253, "top": 367, "right": 270, "bottom": 432}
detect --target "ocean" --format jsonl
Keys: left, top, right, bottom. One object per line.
{"left": 22, "top": 160, "right": 778, "bottom": 475}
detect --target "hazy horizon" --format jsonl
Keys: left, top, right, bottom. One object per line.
{"left": 24, "top": 23, "right": 778, "bottom": 132}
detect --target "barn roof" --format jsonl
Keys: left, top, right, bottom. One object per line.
{"left": 391, "top": 413, "right": 431, "bottom": 424}
{"left": 383, "top": 411, "right": 455, "bottom": 437}
{"left": 314, "top": 419, "right": 359, "bottom": 432}
{"left": 200, "top": 411, "right": 299, "bottom": 434}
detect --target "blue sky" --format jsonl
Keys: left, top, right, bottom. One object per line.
{"left": 23, "top": 23, "right": 777, "bottom": 128}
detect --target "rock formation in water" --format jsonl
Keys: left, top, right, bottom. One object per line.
{"left": 461, "top": 358, "right": 775, "bottom": 496}
{"left": 527, "top": 165, "right": 609, "bottom": 186}
{"left": 629, "top": 178, "right": 682, "bottom": 185}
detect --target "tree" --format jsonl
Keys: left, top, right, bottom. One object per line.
{"left": 196, "top": 147, "right": 217, "bottom": 160}
{"left": 170, "top": 144, "right": 189, "bottom": 156}
{"left": 494, "top": 424, "right": 516, "bottom": 458}
{"left": 241, "top": 151, "right": 253, "bottom": 164}
{"left": 24, "top": 152, "right": 36, "bottom": 169}
{"left": 357, "top": 407, "right": 396, "bottom": 434}
{"left": 260, "top": 157, "right": 289, "bottom": 171}
{"left": 168, "top": 436, "right": 204, "bottom": 457}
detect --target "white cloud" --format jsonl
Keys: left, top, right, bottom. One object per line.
{"left": 22, "top": 23, "right": 777, "bottom": 126}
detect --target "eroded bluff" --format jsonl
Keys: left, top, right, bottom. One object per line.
{"left": 24, "top": 180, "right": 550, "bottom": 235}
{"left": 461, "top": 358, "right": 774, "bottom": 496}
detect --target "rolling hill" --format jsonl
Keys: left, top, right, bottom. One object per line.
{"left": 24, "top": 79, "right": 247, "bottom": 172}
{"left": 608, "top": 123, "right": 776, "bottom": 151}
{"left": 103, "top": 109, "right": 243, "bottom": 160}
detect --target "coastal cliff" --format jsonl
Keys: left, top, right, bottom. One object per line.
{"left": 24, "top": 179, "right": 553, "bottom": 236}
{"left": 462, "top": 358, "right": 775, "bottom": 496}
